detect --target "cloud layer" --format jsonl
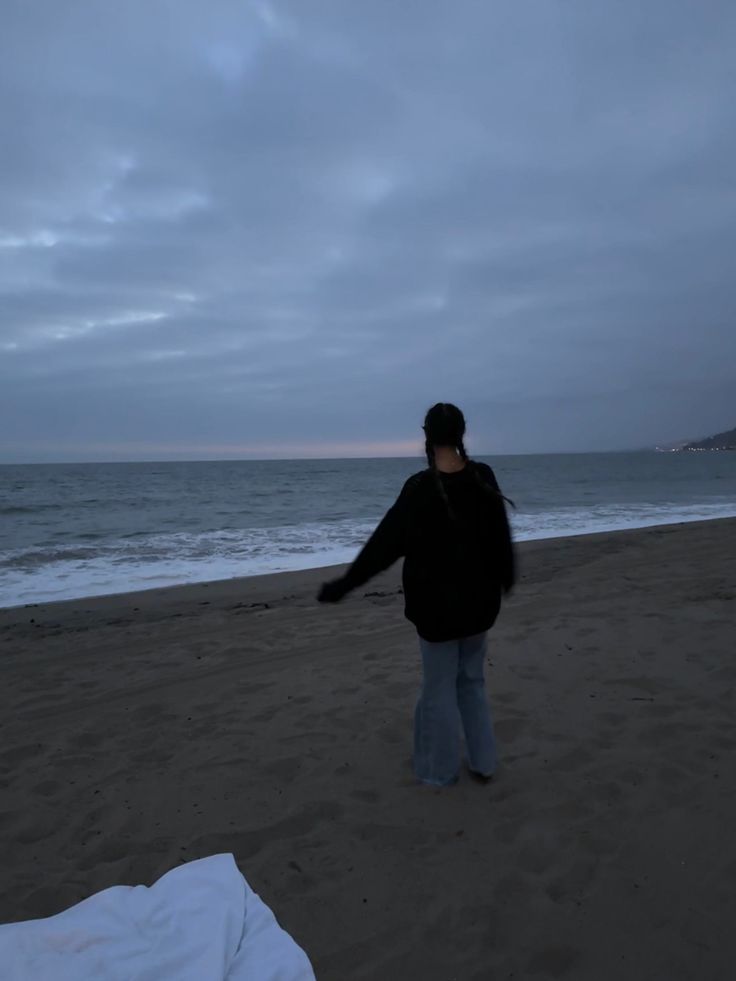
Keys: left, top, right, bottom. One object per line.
{"left": 2, "top": 0, "right": 736, "bottom": 460}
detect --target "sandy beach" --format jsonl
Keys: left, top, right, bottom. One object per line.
{"left": 1, "top": 518, "right": 735, "bottom": 980}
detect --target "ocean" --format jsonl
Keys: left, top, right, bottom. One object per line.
{"left": 1, "top": 452, "right": 735, "bottom": 608}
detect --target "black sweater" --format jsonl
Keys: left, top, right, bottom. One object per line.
{"left": 334, "top": 461, "right": 515, "bottom": 642}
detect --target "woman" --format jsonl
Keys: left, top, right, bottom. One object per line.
{"left": 318, "top": 403, "right": 515, "bottom": 787}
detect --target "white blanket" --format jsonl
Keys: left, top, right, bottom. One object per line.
{"left": 0, "top": 853, "right": 315, "bottom": 981}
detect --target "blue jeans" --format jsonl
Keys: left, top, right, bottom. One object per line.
{"left": 414, "top": 632, "right": 497, "bottom": 786}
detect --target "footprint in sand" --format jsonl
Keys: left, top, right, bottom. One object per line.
{"left": 30, "top": 779, "right": 63, "bottom": 798}
{"left": 1, "top": 743, "right": 46, "bottom": 766}
{"left": 525, "top": 945, "right": 581, "bottom": 977}
{"left": 494, "top": 717, "right": 528, "bottom": 742}
{"left": 545, "top": 858, "right": 598, "bottom": 905}
{"left": 349, "top": 789, "right": 380, "bottom": 803}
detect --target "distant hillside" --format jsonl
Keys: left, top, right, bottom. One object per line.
{"left": 682, "top": 426, "right": 736, "bottom": 451}
{"left": 654, "top": 438, "right": 693, "bottom": 452}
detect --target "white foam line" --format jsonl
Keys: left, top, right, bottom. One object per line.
{"left": 2, "top": 509, "right": 736, "bottom": 609}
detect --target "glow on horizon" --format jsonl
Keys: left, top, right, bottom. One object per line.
{"left": 158, "top": 438, "right": 425, "bottom": 460}
{"left": 2, "top": 438, "right": 428, "bottom": 464}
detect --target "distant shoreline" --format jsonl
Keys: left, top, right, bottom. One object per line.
{"left": 668, "top": 447, "right": 736, "bottom": 453}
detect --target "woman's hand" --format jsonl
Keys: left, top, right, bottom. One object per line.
{"left": 317, "top": 579, "right": 349, "bottom": 604}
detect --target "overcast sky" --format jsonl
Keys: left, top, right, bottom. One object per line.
{"left": 2, "top": 1, "right": 735, "bottom": 461}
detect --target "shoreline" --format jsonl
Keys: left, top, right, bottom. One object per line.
{"left": 3, "top": 513, "right": 736, "bottom": 614}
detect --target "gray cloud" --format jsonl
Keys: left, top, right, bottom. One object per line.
{"left": 2, "top": 0, "right": 736, "bottom": 460}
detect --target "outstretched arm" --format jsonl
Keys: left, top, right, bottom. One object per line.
{"left": 318, "top": 476, "right": 419, "bottom": 603}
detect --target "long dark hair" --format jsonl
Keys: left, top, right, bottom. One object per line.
{"left": 423, "top": 403, "right": 466, "bottom": 520}
{"left": 423, "top": 402, "right": 515, "bottom": 515}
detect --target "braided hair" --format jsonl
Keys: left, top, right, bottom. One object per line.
{"left": 423, "top": 402, "right": 515, "bottom": 517}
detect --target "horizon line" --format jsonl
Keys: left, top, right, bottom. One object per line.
{"left": 0, "top": 448, "right": 650, "bottom": 466}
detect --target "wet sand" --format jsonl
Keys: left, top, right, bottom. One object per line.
{"left": 1, "top": 518, "right": 735, "bottom": 979}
